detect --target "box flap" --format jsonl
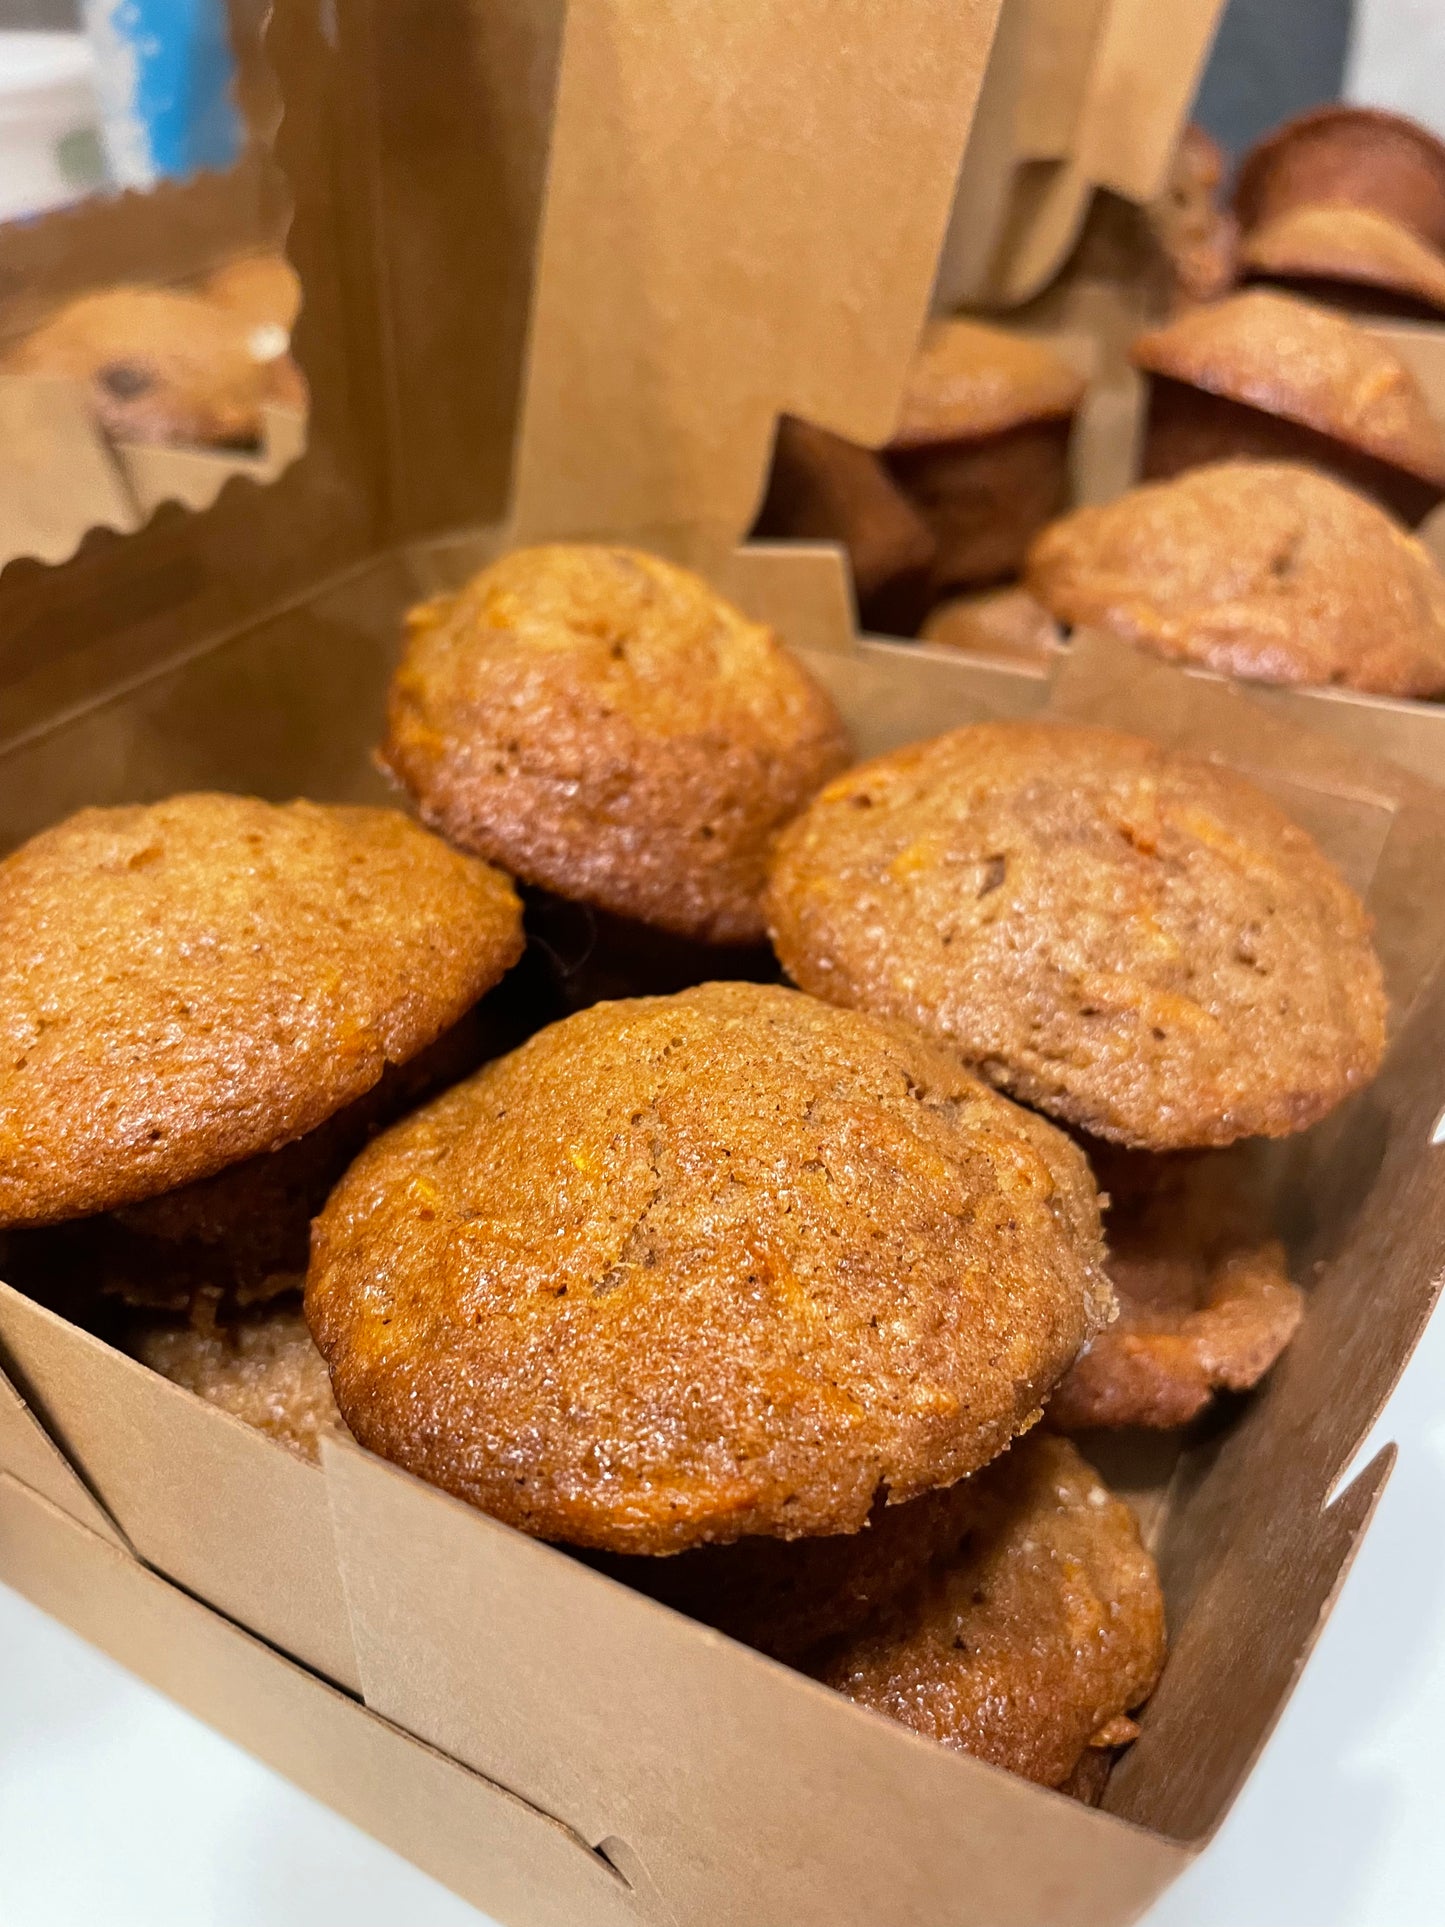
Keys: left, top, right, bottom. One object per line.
{"left": 322, "top": 1436, "right": 1185, "bottom": 1927}
{"left": 0, "top": 1362, "right": 127, "bottom": 1548}
{"left": 938, "top": 0, "right": 1225, "bottom": 307}
{"left": 508, "top": 0, "right": 1004, "bottom": 560}
{"left": 0, "top": 376, "right": 140, "bottom": 570}
{"left": 0, "top": 1282, "right": 358, "bottom": 1690}
{"left": 0, "top": 1473, "right": 652, "bottom": 1927}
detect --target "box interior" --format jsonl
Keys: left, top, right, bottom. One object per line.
{"left": 2, "top": 556, "right": 1442, "bottom": 1870}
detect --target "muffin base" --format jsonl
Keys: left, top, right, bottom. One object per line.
{"left": 752, "top": 415, "right": 937, "bottom": 635}
{"left": 887, "top": 418, "right": 1074, "bottom": 594}
{"left": 1141, "top": 374, "right": 1445, "bottom": 527}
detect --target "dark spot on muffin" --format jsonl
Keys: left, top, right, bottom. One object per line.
{"left": 96, "top": 360, "right": 156, "bottom": 401}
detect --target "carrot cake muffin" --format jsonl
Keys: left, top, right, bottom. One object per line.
{"left": 125, "top": 1300, "right": 346, "bottom": 1463}
{"left": 885, "top": 320, "right": 1086, "bottom": 591}
{"left": 920, "top": 585, "right": 1065, "bottom": 668}
{"left": 810, "top": 1433, "right": 1166, "bottom": 1788}
{"left": 0, "top": 794, "right": 523, "bottom": 1299}
{"left": 1048, "top": 1147, "right": 1304, "bottom": 1431}
{"left": 1235, "top": 106, "right": 1445, "bottom": 252}
{"left": 1025, "top": 460, "right": 1445, "bottom": 696}
{"left": 307, "top": 982, "right": 1112, "bottom": 1555}
{"left": 382, "top": 546, "right": 850, "bottom": 947}
{"left": 5, "top": 286, "right": 277, "bottom": 448}
{"left": 201, "top": 253, "right": 302, "bottom": 334}
{"left": 1130, "top": 290, "right": 1445, "bottom": 525}
{"left": 766, "top": 722, "right": 1387, "bottom": 1150}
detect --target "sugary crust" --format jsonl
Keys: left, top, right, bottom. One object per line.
{"left": 766, "top": 722, "right": 1387, "bottom": 1150}
{"left": 1026, "top": 460, "right": 1445, "bottom": 696}
{"left": 0, "top": 795, "right": 523, "bottom": 1226}
{"left": 307, "top": 982, "right": 1111, "bottom": 1555}
{"left": 889, "top": 320, "right": 1086, "bottom": 449}
{"left": 129, "top": 1301, "right": 345, "bottom": 1462}
{"left": 1130, "top": 291, "right": 1445, "bottom": 488}
{"left": 811, "top": 1433, "right": 1166, "bottom": 1787}
{"left": 381, "top": 546, "right": 851, "bottom": 944}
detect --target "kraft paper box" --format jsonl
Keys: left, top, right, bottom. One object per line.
{"left": 2, "top": 6, "right": 1445, "bottom": 1927}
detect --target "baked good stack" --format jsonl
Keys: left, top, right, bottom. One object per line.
{"left": 0, "top": 541, "right": 1391, "bottom": 1805}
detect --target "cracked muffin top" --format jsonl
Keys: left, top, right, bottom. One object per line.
{"left": 380, "top": 544, "right": 850, "bottom": 945}
{"left": 765, "top": 723, "right": 1387, "bottom": 1150}
{"left": 0, "top": 794, "right": 523, "bottom": 1227}
{"left": 305, "top": 981, "right": 1111, "bottom": 1555}
{"left": 1025, "top": 460, "right": 1445, "bottom": 696}
{"left": 1129, "top": 291, "right": 1445, "bottom": 488}
{"left": 889, "top": 318, "right": 1086, "bottom": 450}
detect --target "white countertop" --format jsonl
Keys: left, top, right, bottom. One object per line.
{"left": 4, "top": 1294, "right": 1444, "bottom": 1927}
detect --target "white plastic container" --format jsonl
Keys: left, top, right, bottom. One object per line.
{"left": 0, "top": 32, "right": 105, "bottom": 223}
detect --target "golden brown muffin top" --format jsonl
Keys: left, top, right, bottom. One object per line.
{"left": 200, "top": 254, "right": 303, "bottom": 335}
{"left": 381, "top": 545, "right": 850, "bottom": 946}
{"left": 765, "top": 722, "right": 1387, "bottom": 1151}
{"left": 0, "top": 794, "right": 523, "bottom": 1228}
{"left": 810, "top": 1432, "right": 1166, "bottom": 1787}
{"left": 889, "top": 319, "right": 1086, "bottom": 449}
{"left": 920, "top": 586, "right": 1065, "bottom": 666}
{"left": 1240, "top": 203, "right": 1445, "bottom": 313}
{"left": 4, "top": 287, "right": 275, "bottom": 448}
{"left": 1130, "top": 290, "right": 1445, "bottom": 486}
{"left": 306, "top": 981, "right": 1111, "bottom": 1556}
{"left": 1025, "top": 460, "right": 1445, "bottom": 697}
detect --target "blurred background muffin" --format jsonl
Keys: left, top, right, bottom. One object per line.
{"left": 1130, "top": 288, "right": 1445, "bottom": 525}
{"left": 3, "top": 284, "right": 276, "bottom": 447}
{"left": 884, "top": 319, "right": 1087, "bottom": 595}
{"left": 1234, "top": 108, "right": 1445, "bottom": 318}
{"left": 1026, "top": 459, "right": 1445, "bottom": 695}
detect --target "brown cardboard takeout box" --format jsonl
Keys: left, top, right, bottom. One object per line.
{"left": 2, "top": 6, "right": 1445, "bottom": 1926}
